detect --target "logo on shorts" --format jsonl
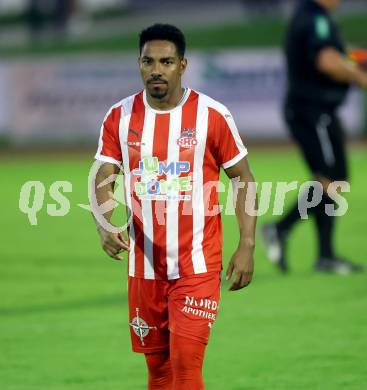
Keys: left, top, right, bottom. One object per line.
{"left": 177, "top": 128, "right": 197, "bottom": 148}
{"left": 129, "top": 308, "right": 157, "bottom": 346}
{"left": 181, "top": 296, "right": 218, "bottom": 321}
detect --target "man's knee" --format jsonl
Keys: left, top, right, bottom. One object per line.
{"left": 171, "top": 342, "right": 204, "bottom": 371}
{"left": 145, "top": 351, "right": 172, "bottom": 389}
{"left": 170, "top": 334, "right": 206, "bottom": 389}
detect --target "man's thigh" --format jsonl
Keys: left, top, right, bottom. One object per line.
{"left": 285, "top": 106, "right": 347, "bottom": 181}
{"left": 128, "top": 277, "right": 170, "bottom": 353}
{"left": 168, "top": 272, "right": 221, "bottom": 344}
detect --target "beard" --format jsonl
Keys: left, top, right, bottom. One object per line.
{"left": 147, "top": 84, "right": 168, "bottom": 99}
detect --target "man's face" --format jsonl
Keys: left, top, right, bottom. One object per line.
{"left": 139, "top": 40, "right": 187, "bottom": 100}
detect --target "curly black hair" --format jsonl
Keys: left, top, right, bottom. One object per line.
{"left": 139, "top": 23, "right": 186, "bottom": 58}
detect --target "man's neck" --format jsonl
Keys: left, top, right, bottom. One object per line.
{"left": 313, "top": 0, "right": 330, "bottom": 11}
{"left": 146, "top": 86, "right": 185, "bottom": 111}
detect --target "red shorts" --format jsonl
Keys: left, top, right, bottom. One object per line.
{"left": 128, "top": 272, "right": 221, "bottom": 353}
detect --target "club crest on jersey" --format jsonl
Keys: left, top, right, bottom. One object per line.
{"left": 177, "top": 128, "right": 197, "bottom": 148}
{"left": 129, "top": 308, "right": 157, "bottom": 346}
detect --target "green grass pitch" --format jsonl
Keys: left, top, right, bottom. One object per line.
{"left": 0, "top": 147, "right": 366, "bottom": 389}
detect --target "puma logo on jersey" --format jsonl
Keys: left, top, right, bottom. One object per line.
{"left": 129, "top": 128, "right": 139, "bottom": 137}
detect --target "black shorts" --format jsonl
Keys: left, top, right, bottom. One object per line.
{"left": 284, "top": 104, "right": 348, "bottom": 181}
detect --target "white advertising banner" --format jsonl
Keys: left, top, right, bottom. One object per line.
{"left": 185, "top": 49, "right": 364, "bottom": 139}
{"left": 7, "top": 56, "right": 141, "bottom": 144}
{"left": 1, "top": 49, "right": 365, "bottom": 144}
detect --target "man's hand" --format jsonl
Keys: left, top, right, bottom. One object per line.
{"left": 225, "top": 246, "right": 254, "bottom": 291}
{"left": 317, "top": 47, "right": 367, "bottom": 88}
{"left": 97, "top": 226, "right": 129, "bottom": 261}
{"left": 358, "top": 71, "right": 367, "bottom": 89}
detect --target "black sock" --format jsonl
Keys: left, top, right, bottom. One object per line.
{"left": 276, "top": 200, "right": 300, "bottom": 234}
{"left": 314, "top": 194, "right": 335, "bottom": 259}
{"left": 276, "top": 188, "right": 317, "bottom": 234}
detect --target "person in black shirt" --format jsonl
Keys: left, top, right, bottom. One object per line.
{"left": 262, "top": 0, "right": 367, "bottom": 274}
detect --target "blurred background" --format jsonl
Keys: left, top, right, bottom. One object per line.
{"left": 0, "top": 0, "right": 366, "bottom": 146}
{"left": 1, "top": 1, "right": 366, "bottom": 389}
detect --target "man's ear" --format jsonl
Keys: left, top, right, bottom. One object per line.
{"left": 180, "top": 58, "right": 188, "bottom": 75}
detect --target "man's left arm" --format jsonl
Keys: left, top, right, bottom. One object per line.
{"left": 224, "top": 157, "right": 256, "bottom": 291}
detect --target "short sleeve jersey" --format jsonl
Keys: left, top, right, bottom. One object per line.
{"left": 284, "top": 0, "right": 349, "bottom": 108}
{"left": 95, "top": 89, "right": 247, "bottom": 280}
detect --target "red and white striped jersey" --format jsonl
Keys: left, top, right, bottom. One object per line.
{"left": 95, "top": 89, "right": 247, "bottom": 280}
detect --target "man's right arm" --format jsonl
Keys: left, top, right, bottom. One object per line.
{"left": 92, "top": 162, "right": 129, "bottom": 261}
{"left": 317, "top": 47, "right": 367, "bottom": 88}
